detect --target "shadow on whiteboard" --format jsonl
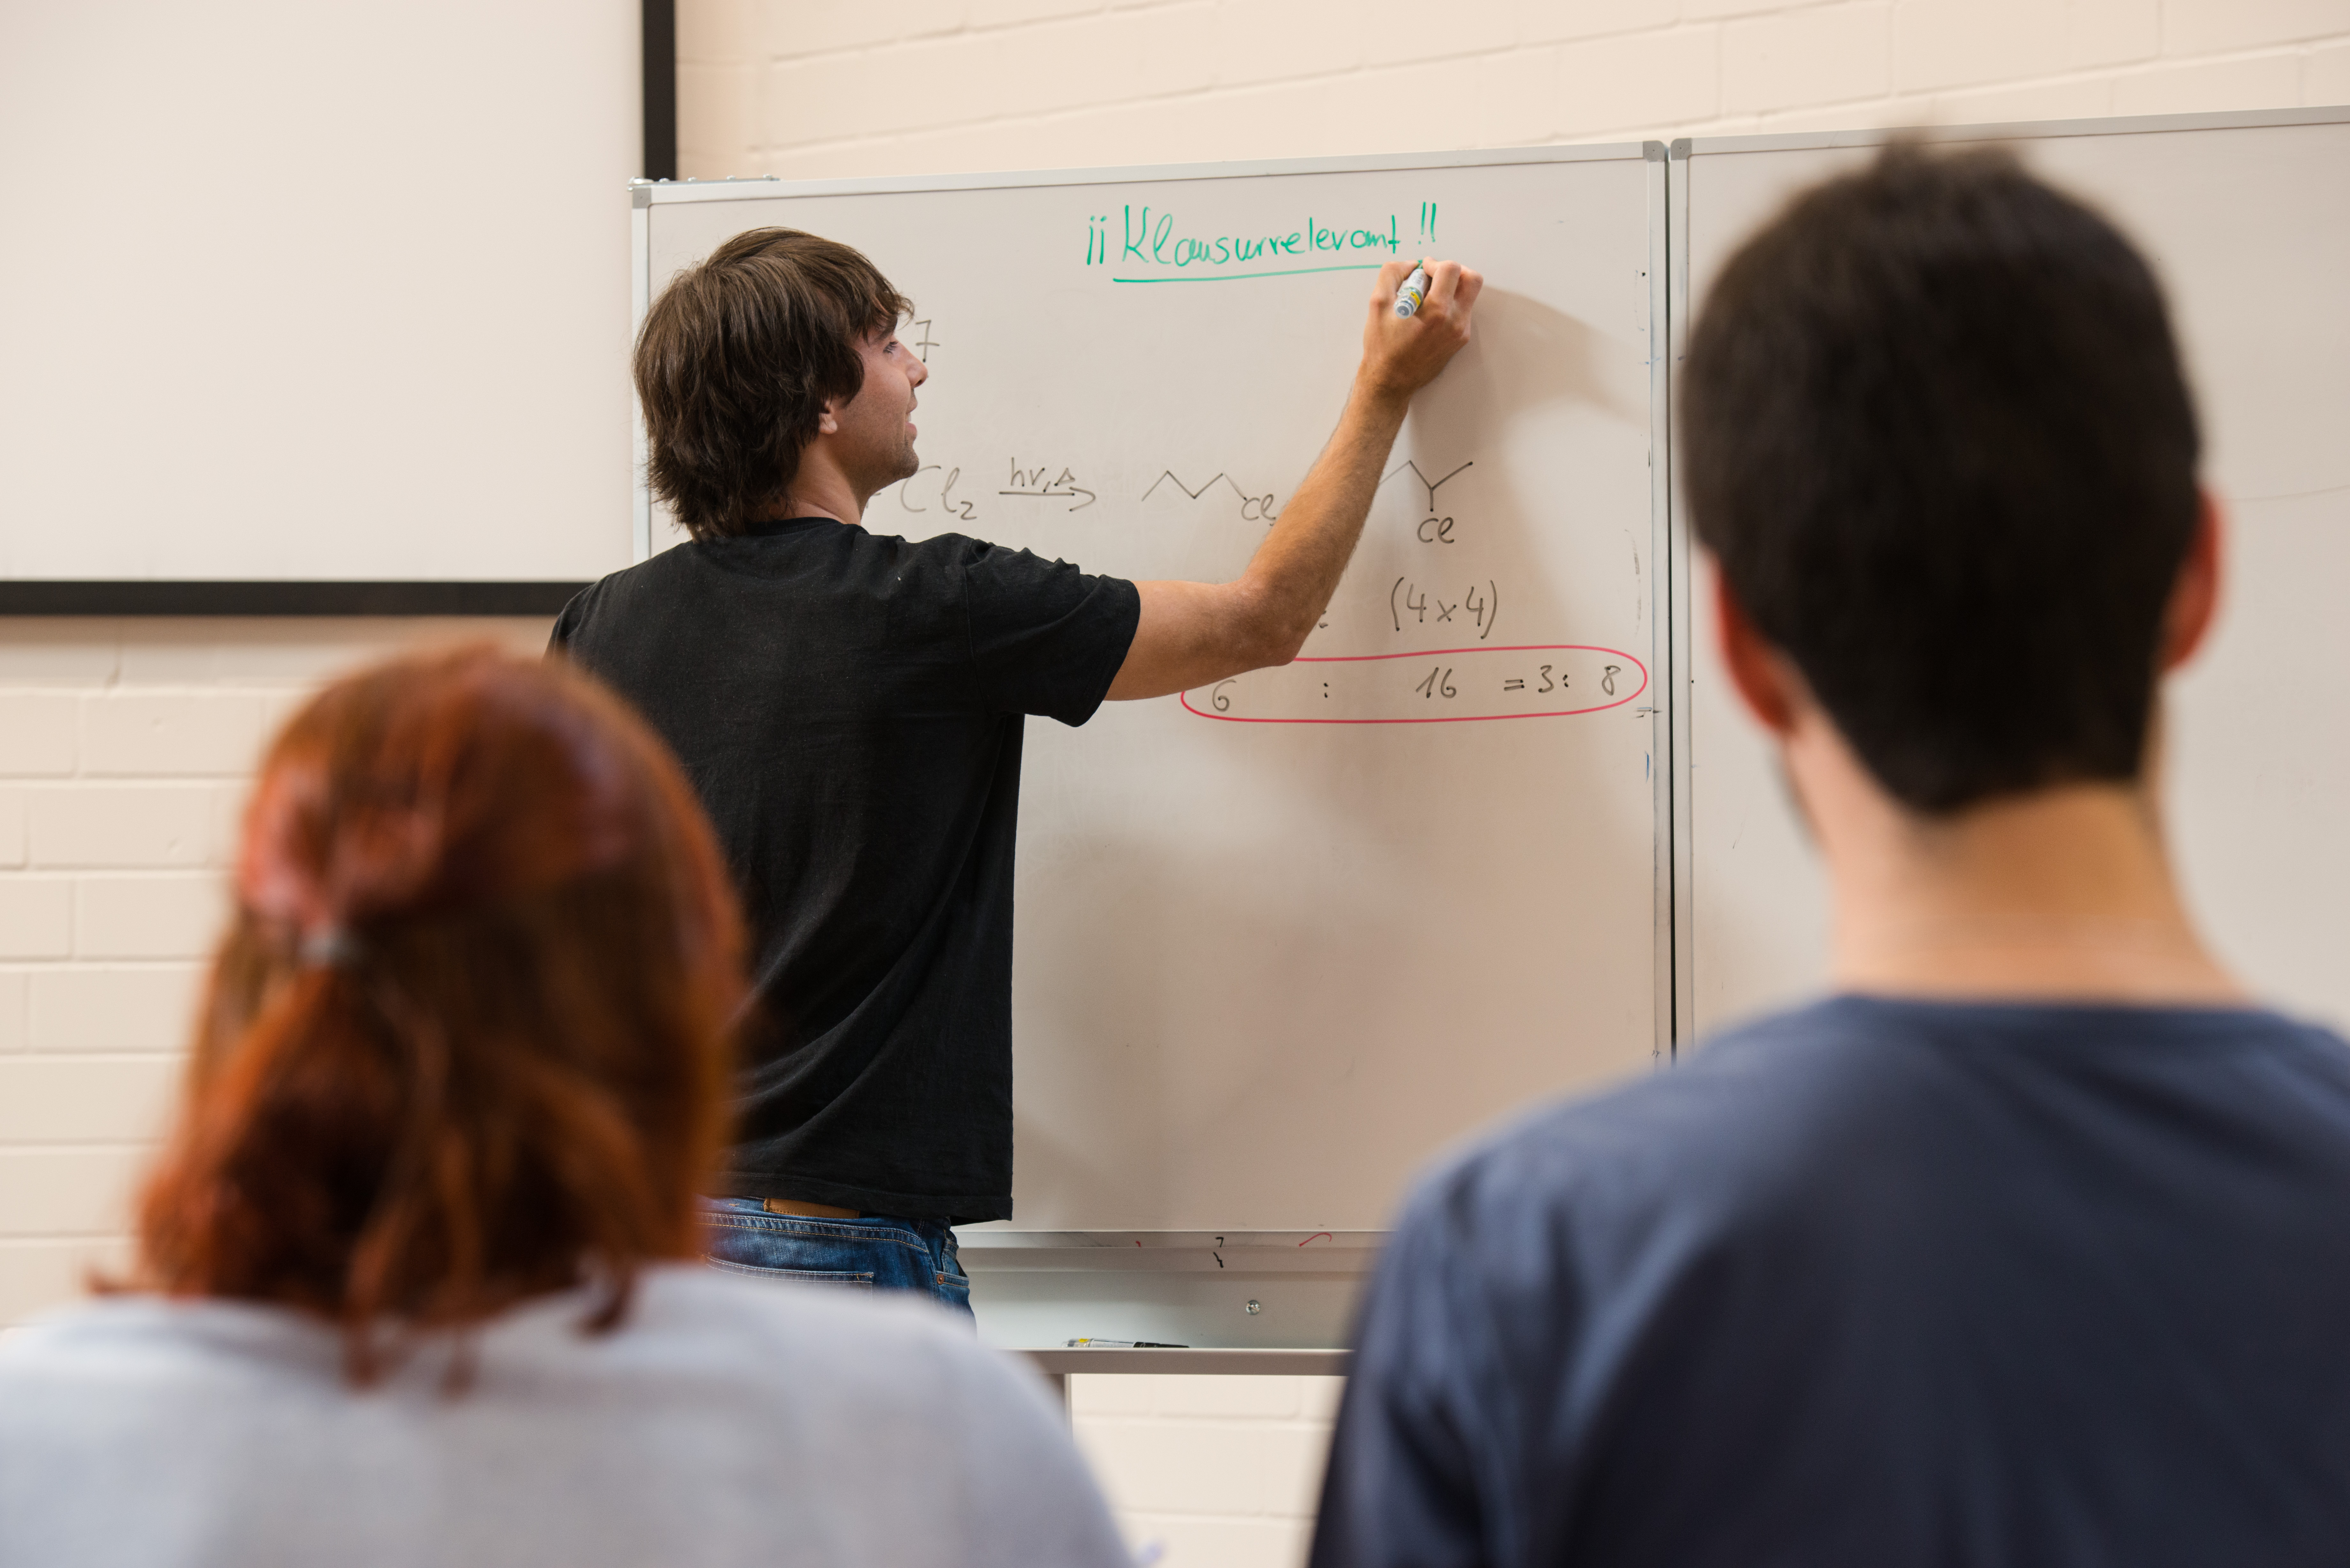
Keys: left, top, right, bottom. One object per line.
{"left": 1412, "top": 288, "right": 1647, "bottom": 461}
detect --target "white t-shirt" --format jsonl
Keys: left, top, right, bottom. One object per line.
{"left": 0, "top": 1264, "right": 1127, "bottom": 1568}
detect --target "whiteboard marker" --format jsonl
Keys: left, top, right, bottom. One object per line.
{"left": 1394, "top": 260, "right": 1431, "bottom": 319}
{"left": 1065, "top": 1338, "right": 1189, "bottom": 1348}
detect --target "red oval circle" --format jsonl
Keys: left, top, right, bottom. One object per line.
{"left": 1179, "top": 643, "right": 1651, "bottom": 725}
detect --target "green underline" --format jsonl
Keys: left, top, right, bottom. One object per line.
{"left": 1110, "top": 263, "right": 1387, "bottom": 283}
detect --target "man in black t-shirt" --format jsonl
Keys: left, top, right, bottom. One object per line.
{"left": 554, "top": 228, "right": 1480, "bottom": 1313}
{"left": 1312, "top": 149, "right": 2350, "bottom": 1563}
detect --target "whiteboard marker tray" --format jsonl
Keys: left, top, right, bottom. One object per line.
{"left": 957, "top": 1232, "right": 1385, "bottom": 1351}
{"left": 956, "top": 1230, "right": 1383, "bottom": 1273}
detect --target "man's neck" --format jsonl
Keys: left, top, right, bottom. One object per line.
{"left": 767, "top": 452, "right": 865, "bottom": 526}
{"left": 1799, "top": 747, "right": 2243, "bottom": 1007}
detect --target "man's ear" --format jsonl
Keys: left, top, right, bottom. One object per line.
{"left": 1714, "top": 567, "right": 1798, "bottom": 735}
{"left": 815, "top": 397, "right": 843, "bottom": 438}
{"left": 2160, "top": 488, "right": 2224, "bottom": 672}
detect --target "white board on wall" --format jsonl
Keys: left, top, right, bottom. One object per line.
{"left": 1673, "top": 108, "right": 2350, "bottom": 1039}
{"left": 639, "top": 146, "right": 1672, "bottom": 1232}
{"left": 0, "top": 1, "right": 639, "bottom": 582}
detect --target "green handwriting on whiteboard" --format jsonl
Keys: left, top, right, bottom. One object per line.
{"left": 1084, "top": 205, "right": 1421, "bottom": 281}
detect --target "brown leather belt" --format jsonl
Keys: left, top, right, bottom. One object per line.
{"left": 762, "top": 1197, "right": 862, "bottom": 1219}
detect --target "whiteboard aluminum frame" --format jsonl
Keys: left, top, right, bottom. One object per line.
{"left": 1678, "top": 103, "right": 2350, "bottom": 161}
{"left": 630, "top": 198, "right": 654, "bottom": 562}
{"left": 1665, "top": 139, "right": 1697, "bottom": 1055}
{"left": 1642, "top": 142, "right": 1675, "bottom": 1067}
{"left": 630, "top": 142, "right": 1678, "bottom": 1344}
{"left": 630, "top": 138, "right": 1650, "bottom": 211}
{"left": 1663, "top": 103, "right": 2350, "bottom": 1050}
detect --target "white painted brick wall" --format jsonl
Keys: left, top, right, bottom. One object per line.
{"left": 0, "top": 697, "right": 75, "bottom": 775}
{"left": 678, "top": 0, "right": 2350, "bottom": 180}
{"left": 670, "top": 1, "right": 2350, "bottom": 1557}
{"left": 1074, "top": 1375, "right": 1347, "bottom": 1568}
{"left": 0, "top": 972, "right": 25, "bottom": 1052}
{"left": 0, "top": 618, "right": 550, "bottom": 1335}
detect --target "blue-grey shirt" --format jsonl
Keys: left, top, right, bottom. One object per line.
{"left": 0, "top": 1265, "right": 1126, "bottom": 1568}
{"left": 1312, "top": 996, "right": 2350, "bottom": 1567}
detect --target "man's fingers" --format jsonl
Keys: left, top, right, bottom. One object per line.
{"left": 1360, "top": 257, "right": 1478, "bottom": 397}
{"left": 1425, "top": 259, "right": 1465, "bottom": 311}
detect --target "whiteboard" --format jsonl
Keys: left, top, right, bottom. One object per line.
{"left": 0, "top": 0, "right": 639, "bottom": 581}
{"left": 639, "top": 146, "right": 1671, "bottom": 1231}
{"left": 1673, "top": 109, "right": 2350, "bottom": 1039}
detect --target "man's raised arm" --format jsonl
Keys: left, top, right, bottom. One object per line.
{"left": 1104, "top": 257, "right": 1484, "bottom": 702}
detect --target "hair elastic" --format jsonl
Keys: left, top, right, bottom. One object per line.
{"left": 298, "top": 926, "right": 362, "bottom": 969}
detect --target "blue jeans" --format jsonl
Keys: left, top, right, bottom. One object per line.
{"left": 698, "top": 1198, "right": 974, "bottom": 1322}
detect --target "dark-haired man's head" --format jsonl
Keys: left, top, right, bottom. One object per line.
{"left": 1682, "top": 143, "right": 2213, "bottom": 816}
{"left": 635, "top": 228, "right": 921, "bottom": 539}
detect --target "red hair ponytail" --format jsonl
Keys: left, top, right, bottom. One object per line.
{"left": 129, "top": 645, "right": 745, "bottom": 1382}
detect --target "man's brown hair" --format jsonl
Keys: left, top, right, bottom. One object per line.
{"left": 1680, "top": 143, "right": 2200, "bottom": 813}
{"left": 635, "top": 228, "right": 913, "bottom": 540}
{"left": 129, "top": 645, "right": 746, "bottom": 1383}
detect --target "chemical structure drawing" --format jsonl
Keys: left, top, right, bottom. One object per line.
{"left": 1140, "top": 470, "right": 1280, "bottom": 522}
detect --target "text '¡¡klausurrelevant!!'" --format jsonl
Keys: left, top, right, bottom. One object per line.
{"left": 1082, "top": 200, "right": 1444, "bottom": 281}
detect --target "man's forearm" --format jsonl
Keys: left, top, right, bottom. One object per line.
{"left": 1233, "top": 376, "right": 1413, "bottom": 663}
{"left": 1102, "top": 259, "right": 1478, "bottom": 702}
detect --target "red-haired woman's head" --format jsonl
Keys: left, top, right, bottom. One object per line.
{"left": 133, "top": 645, "right": 744, "bottom": 1378}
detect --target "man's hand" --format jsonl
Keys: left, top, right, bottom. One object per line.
{"left": 1361, "top": 258, "right": 1483, "bottom": 403}
{"left": 1106, "top": 258, "right": 1485, "bottom": 702}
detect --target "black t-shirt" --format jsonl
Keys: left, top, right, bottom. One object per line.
{"left": 549, "top": 518, "right": 1139, "bottom": 1222}
{"left": 1314, "top": 996, "right": 2350, "bottom": 1567}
